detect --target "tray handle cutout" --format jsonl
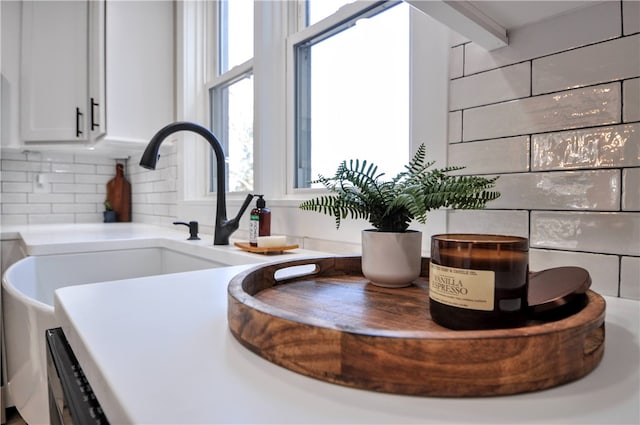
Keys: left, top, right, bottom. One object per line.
{"left": 274, "top": 264, "right": 320, "bottom": 283}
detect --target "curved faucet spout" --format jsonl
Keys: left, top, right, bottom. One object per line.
{"left": 140, "top": 121, "right": 252, "bottom": 245}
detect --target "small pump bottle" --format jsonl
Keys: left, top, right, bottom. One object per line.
{"left": 249, "top": 195, "right": 271, "bottom": 246}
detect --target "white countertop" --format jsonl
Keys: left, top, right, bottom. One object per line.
{"left": 55, "top": 267, "right": 640, "bottom": 424}
{"left": 8, "top": 224, "right": 639, "bottom": 424}
{"left": 1, "top": 222, "right": 321, "bottom": 267}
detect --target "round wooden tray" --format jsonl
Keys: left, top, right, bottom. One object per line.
{"left": 227, "top": 256, "right": 606, "bottom": 397}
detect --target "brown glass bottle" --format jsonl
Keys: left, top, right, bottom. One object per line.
{"left": 429, "top": 234, "right": 529, "bottom": 330}
{"left": 249, "top": 195, "right": 271, "bottom": 246}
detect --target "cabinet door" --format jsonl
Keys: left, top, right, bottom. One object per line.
{"left": 89, "top": 0, "right": 106, "bottom": 140}
{"left": 104, "top": 0, "right": 174, "bottom": 146}
{"left": 20, "top": 1, "right": 88, "bottom": 142}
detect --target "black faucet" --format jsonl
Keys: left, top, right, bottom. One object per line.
{"left": 140, "top": 121, "right": 253, "bottom": 245}
{"left": 173, "top": 221, "right": 200, "bottom": 240}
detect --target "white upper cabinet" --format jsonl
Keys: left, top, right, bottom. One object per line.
{"left": 20, "top": 0, "right": 105, "bottom": 143}
{"left": 15, "top": 0, "right": 174, "bottom": 152}
{"left": 102, "top": 0, "right": 175, "bottom": 150}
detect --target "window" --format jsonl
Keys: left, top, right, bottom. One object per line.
{"left": 306, "top": 0, "right": 354, "bottom": 26}
{"left": 208, "top": 0, "right": 253, "bottom": 193}
{"left": 293, "top": 1, "right": 410, "bottom": 188}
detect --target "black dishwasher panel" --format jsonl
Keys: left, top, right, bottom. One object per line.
{"left": 46, "top": 327, "right": 110, "bottom": 425}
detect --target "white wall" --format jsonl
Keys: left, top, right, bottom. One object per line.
{"left": 445, "top": 1, "right": 639, "bottom": 299}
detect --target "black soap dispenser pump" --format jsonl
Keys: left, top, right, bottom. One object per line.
{"left": 249, "top": 195, "right": 271, "bottom": 246}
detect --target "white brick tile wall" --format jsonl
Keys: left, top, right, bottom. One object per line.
{"left": 532, "top": 123, "right": 639, "bottom": 171}
{"left": 29, "top": 213, "right": 75, "bottom": 224}
{"left": 530, "top": 211, "right": 639, "bottom": 256}
{"left": 448, "top": 136, "right": 529, "bottom": 174}
{"left": 623, "top": 168, "right": 640, "bottom": 211}
{"left": 463, "top": 83, "right": 621, "bottom": 141}
{"left": 128, "top": 144, "right": 178, "bottom": 225}
{"left": 623, "top": 78, "right": 640, "bottom": 122}
{"left": 0, "top": 148, "right": 129, "bottom": 225}
{"left": 448, "top": 111, "right": 462, "bottom": 143}
{"left": 492, "top": 170, "right": 620, "bottom": 211}
{"left": 1, "top": 193, "right": 27, "bottom": 203}
{"left": 620, "top": 256, "right": 640, "bottom": 299}
{"left": 27, "top": 193, "right": 75, "bottom": 203}
{"left": 449, "top": 45, "right": 463, "bottom": 79}
{"left": 532, "top": 35, "right": 640, "bottom": 95}
{"left": 530, "top": 249, "right": 620, "bottom": 297}
{"left": 450, "top": 62, "right": 530, "bottom": 110}
{"left": 1, "top": 171, "right": 27, "bottom": 181}
{"left": 447, "top": 210, "right": 529, "bottom": 238}
{"left": 449, "top": 0, "right": 639, "bottom": 299}
{"left": 464, "top": 1, "right": 621, "bottom": 75}
{"left": 623, "top": 1, "right": 640, "bottom": 35}
{"left": 1, "top": 159, "right": 50, "bottom": 172}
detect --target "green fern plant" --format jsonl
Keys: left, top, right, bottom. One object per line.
{"left": 299, "top": 144, "right": 500, "bottom": 232}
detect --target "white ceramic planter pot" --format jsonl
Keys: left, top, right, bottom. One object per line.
{"left": 361, "top": 229, "right": 422, "bottom": 288}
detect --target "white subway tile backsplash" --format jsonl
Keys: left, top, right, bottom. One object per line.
{"left": 75, "top": 194, "right": 106, "bottom": 204}
{"left": 463, "top": 83, "right": 621, "bottom": 141}
{"left": 153, "top": 180, "right": 176, "bottom": 192}
{"left": 530, "top": 249, "right": 620, "bottom": 297}
{"left": 532, "top": 35, "right": 640, "bottom": 95}
{"left": 623, "top": 1, "right": 640, "bottom": 35}
{"left": 0, "top": 151, "right": 28, "bottom": 161}
{"left": 450, "top": 62, "right": 530, "bottom": 110}
{"left": 492, "top": 170, "right": 620, "bottom": 211}
{"left": 28, "top": 193, "right": 75, "bottom": 203}
{"left": 152, "top": 204, "right": 171, "bottom": 216}
{"left": 532, "top": 123, "right": 639, "bottom": 170}
{"left": 1, "top": 171, "right": 27, "bottom": 182}
{"left": 303, "top": 237, "right": 361, "bottom": 255}
{"left": 47, "top": 173, "right": 75, "bottom": 183}
{"left": 1, "top": 193, "right": 27, "bottom": 203}
{"left": 620, "top": 256, "right": 640, "bottom": 300}
{"left": 623, "top": 168, "right": 640, "bottom": 211}
{"left": 448, "top": 111, "right": 462, "bottom": 143}
{"left": 447, "top": 210, "right": 529, "bottom": 237}
{"left": 52, "top": 203, "right": 97, "bottom": 214}
{"left": 74, "top": 154, "right": 118, "bottom": 165}
{"left": 0, "top": 215, "right": 28, "bottom": 225}
{"left": 96, "top": 164, "right": 117, "bottom": 175}
{"left": 52, "top": 162, "right": 96, "bottom": 174}
{"left": 29, "top": 214, "right": 75, "bottom": 224}
{"left": 448, "top": 136, "right": 529, "bottom": 174}
{"left": 2, "top": 203, "right": 51, "bottom": 214}
{"left": 52, "top": 183, "right": 97, "bottom": 194}
{"left": 449, "top": 45, "right": 463, "bottom": 79}
{"left": 530, "top": 211, "right": 640, "bottom": 255}
{"left": 76, "top": 213, "right": 103, "bottom": 223}
{"left": 34, "top": 151, "right": 73, "bottom": 163}
{"left": 623, "top": 78, "right": 640, "bottom": 122}
{"left": 464, "top": 1, "right": 621, "bottom": 75}
{"left": 2, "top": 182, "right": 32, "bottom": 193}
{"left": 1, "top": 159, "right": 51, "bottom": 172}
{"left": 75, "top": 173, "right": 111, "bottom": 185}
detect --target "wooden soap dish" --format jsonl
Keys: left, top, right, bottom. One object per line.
{"left": 234, "top": 242, "right": 299, "bottom": 254}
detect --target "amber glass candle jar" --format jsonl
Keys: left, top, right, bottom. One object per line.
{"left": 429, "top": 234, "right": 529, "bottom": 330}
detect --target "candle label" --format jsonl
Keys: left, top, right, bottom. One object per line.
{"left": 429, "top": 263, "right": 495, "bottom": 311}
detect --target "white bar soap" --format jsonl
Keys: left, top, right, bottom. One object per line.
{"left": 257, "top": 235, "right": 286, "bottom": 248}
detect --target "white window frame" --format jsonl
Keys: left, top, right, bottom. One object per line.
{"left": 176, "top": 0, "right": 451, "bottom": 237}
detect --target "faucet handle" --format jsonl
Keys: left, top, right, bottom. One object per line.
{"left": 173, "top": 221, "right": 201, "bottom": 240}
